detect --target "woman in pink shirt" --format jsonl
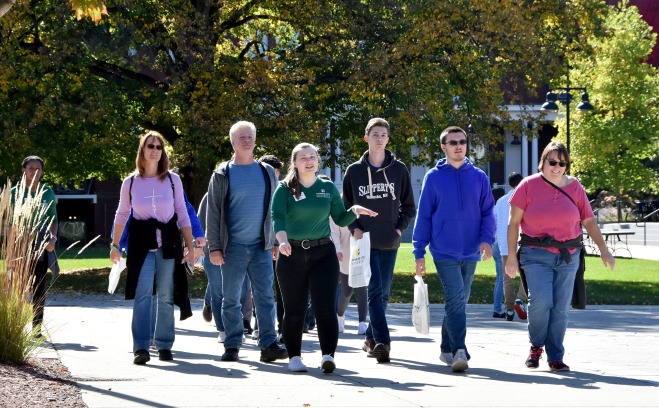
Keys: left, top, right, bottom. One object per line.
{"left": 110, "top": 131, "right": 194, "bottom": 365}
{"left": 505, "top": 141, "right": 614, "bottom": 372}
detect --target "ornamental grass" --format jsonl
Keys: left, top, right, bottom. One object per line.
{"left": 0, "top": 176, "right": 52, "bottom": 364}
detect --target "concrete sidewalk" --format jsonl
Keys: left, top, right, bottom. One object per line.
{"left": 38, "top": 294, "right": 658, "bottom": 407}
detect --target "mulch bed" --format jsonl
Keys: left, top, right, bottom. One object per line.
{"left": 0, "top": 356, "right": 86, "bottom": 407}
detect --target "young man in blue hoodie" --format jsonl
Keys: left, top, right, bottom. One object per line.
{"left": 412, "top": 126, "right": 495, "bottom": 372}
{"left": 343, "top": 117, "right": 416, "bottom": 363}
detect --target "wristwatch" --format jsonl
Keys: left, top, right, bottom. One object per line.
{"left": 110, "top": 243, "right": 121, "bottom": 251}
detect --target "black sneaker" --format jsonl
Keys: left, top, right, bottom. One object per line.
{"left": 549, "top": 360, "right": 570, "bottom": 372}
{"left": 371, "top": 343, "right": 391, "bottom": 363}
{"left": 221, "top": 348, "right": 240, "bottom": 361}
{"left": 260, "top": 341, "right": 288, "bottom": 362}
{"left": 493, "top": 312, "right": 506, "bottom": 319}
{"left": 243, "top": 320, "right": 253, "bottom": 335}
{"left": 133, "top": 349, "right": 150, "bottom": 365}
{"left": 158, "top": 349, "right": 173, "bottom": 361}
{"left": 506, "top": 310, "right": 515, "bottom": 321}
{"left": 202, "top": 303, "right": 212, "bottom": 323}
{"left": 525, "top": 346, "right": 544, "bottom": 369}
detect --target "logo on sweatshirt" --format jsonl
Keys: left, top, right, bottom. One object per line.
{"left": 316, "top": 188, "right": 330, "bottom": 199}
{"left": 358, "top": 183, "right": 394, "bottom": 198}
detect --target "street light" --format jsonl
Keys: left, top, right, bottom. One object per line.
{"left": 540, "top": 81, "right": 594, "bottom": 153}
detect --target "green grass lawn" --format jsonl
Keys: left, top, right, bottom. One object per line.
{"left": 51, "top": 244, "right": 659, "bottom": 305}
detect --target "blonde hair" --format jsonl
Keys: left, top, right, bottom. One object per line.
{"left": 283, "top": 143, "right": 319, "bottom": 199}
{"left": 135, "top": 131, "right": 170, "bottom": 180}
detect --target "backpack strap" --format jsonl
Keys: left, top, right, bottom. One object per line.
{"left": 129, "top": 172, "right": 176, "bottom": 205}
{"left": 129, "top": 174, "right": 135, "bottom": 205}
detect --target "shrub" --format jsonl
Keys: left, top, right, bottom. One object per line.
{"left": 0, "top": 177, "right": 51, "bottom": 363}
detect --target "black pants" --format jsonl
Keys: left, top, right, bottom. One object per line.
{"left": 276, "top": 242, "right": 339, "bottom": 357}
{"left": 32, "top": 257, "right": 48, "bottom": 328}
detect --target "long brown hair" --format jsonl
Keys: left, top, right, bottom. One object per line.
{"left": 283, "top": 143, "right": 319, "bottom": 199}
{"left": 135, "top": 131, "right": 170, "bottom": 180}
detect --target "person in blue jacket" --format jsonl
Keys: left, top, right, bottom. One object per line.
{"left": 412, "top": 126, "right": 495, "bottom": 373}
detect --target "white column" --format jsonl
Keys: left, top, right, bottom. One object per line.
{"left": 521, "top": 134, "right": 529, "bottom": 177}
{"left": 531, "top": 136, "right": 539, "bottom": 174}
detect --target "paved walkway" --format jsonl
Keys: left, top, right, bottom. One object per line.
{"left": 38, "top": 294, "right": 658, "bottom": 407}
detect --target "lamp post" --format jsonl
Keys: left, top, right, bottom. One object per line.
{"left": 540, "top": 74, "right": 594, "bottom": 153}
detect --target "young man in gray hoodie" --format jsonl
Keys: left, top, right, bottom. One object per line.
{"left": 342, "top": 117, "right": 416, "bottom": 363}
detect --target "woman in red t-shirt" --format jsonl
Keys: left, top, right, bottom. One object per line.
{"left": 505, "top": 141, "right": 614, "bottom": 372}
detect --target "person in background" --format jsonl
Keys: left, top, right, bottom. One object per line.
{"left": 272, "top": 143, "right": 377, "bottom": 373}
{"left": 110, "top": 131, "right": 194, "bottom": 365}
{"left": 342, "top": 117, "right": 416, "bottom": 364}
{"left": 331, "top": 215, "right": 369, "bottom": 335}
{"left": 12, "top": 156, "right": 58, "bottom": 338}
{"left": 206, "top": 120, "right": 287, "bottom": 363}
{"left": 252, "top": 154, "right": 285, "bottom": 342}
{"left": 505, "top": 141, "right": 614, "bottom": 372}
{"left": 493, "top": 172, "right": 527, "bottom": 321}
{"left": 412, "top": 126, "right": 495, "bottom": 373}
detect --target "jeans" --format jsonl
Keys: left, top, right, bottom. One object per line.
{"left": 492, "top": 243, "right": 504, "bottom": 314}
{"left": 276, "top": 241, "right": 339, "bottom": 357}
{"left": 204, "top": 254, "right": 225, "bottom": 332}
{"left": 220, "top": 241, "right": 277, "bottom": 350}
{"left": 132, "top": 248, "right": 175, "bottom": 352}
{"left": 434, "top": 259, "right": 477, "bottom": 357}
{"left": 365, "top": 249, "right": 398, "bottom": 344}
{"left": 520, "top": 247, "right": 580, "bottom": 362}
{"left": 503, "top": 254, "right": 528, "bottom": 310}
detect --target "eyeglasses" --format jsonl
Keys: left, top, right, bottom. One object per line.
{"left": 547, "top": 159, "right": 567, "bottom": 167}
{"left": 444, "top": 139, "right": 467, "bottom": 146}
{"left": 146, "top": 144, "right": 163, "bottom": 151}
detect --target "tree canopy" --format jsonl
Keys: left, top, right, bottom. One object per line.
{"left": 559, "top": 0, "right": 659, "bottom": 195}
{"left": 0, "top": 0, "right": 615, "bottom": 202}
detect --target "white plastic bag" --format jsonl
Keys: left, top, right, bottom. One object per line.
{"left": 348, "top": 232, "right": 371, "bottom": 288}
{"left": 412, "top": 275, "right": 430, "bottom": 334}
{"left": 108, "top": 257, "right": 126, "bottom": 294}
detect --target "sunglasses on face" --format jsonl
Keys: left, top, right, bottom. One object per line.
{"left": 547, "top": 159, "right": 567, "bottom": 167}
{"left": 146, "top": 144, "right": 163, "bottom": 151}
{"left": 444, "top": 139, "right": 467, "bottom": 146}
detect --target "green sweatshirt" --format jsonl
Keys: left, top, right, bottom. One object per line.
{"left": 271, "top": 177, "right": 356, "bottom": 240}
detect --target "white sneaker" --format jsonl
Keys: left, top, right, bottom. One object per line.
{"left": 451, "top": 349, "right": 469, "bottom": 372}
{"left": 357, "top": 321, "right": 368, "bottom": 335}
{"left": 337, "top": 315, "right": 345, "bottom": 333}
{"left": 321, "top": 354, "right": 336, "bottom": 373}
{"left": 439, "top": 352, "right": 454, "bottom": 366}
{"left": 288, "top": 356, "right": 308, "bottom": 372}
{"left": 217, "top": 331, "right": 226, "bottom": 343}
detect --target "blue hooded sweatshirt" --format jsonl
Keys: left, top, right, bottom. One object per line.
{"left": 412, "top": 158, "right": 495, "bottom": 262}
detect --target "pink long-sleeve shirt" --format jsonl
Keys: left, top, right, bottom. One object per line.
{"left": 113, "top": 172, "right": 191, "bottom": 247}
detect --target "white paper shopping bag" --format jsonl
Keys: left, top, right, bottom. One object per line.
{"left": 348, "top": 232, "right": 371, "bottom": 288}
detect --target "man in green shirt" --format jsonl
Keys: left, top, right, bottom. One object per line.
{"left": 11, "top": 156, "right": 58, "bottom": 336}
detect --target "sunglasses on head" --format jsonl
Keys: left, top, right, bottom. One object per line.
{"left": 146, "top": 144, "right": 163, "bottom": 151}
{"left": 445, "top": 139, "right": 467, "bottom": 146}
{"left": 547, "top": 159, "right": 567, "bottom": 167}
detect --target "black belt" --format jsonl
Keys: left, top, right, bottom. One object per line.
{"left": 289, "top": 237, "right": 332, "bottom": 249}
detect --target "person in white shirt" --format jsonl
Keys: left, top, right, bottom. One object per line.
{"left": 493, "top": 172, "right": 526, "bottom": 321}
